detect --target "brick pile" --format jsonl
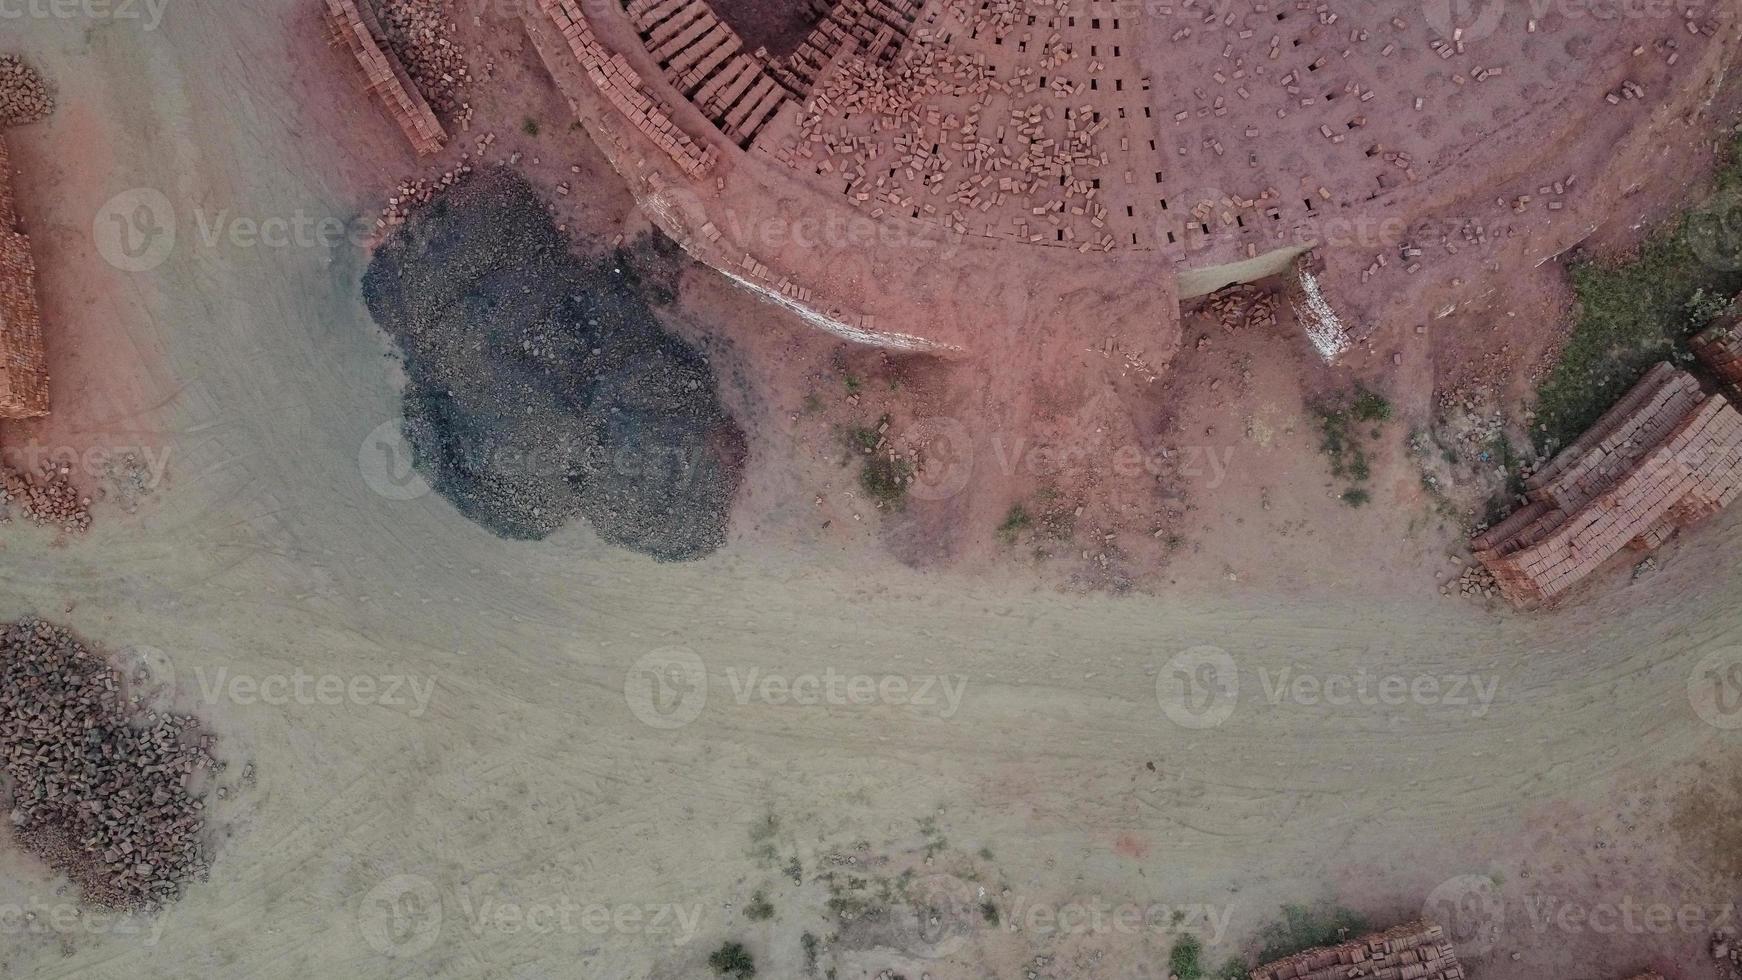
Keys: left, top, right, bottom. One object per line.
{"left": 1474, "top": 364, "right": 1742, "bottom": 605}
{"left": 540, "top": 0, "right": 720, "bottom": 178}
{"left": 374, "top": 0, "right": 474, "bottom": 127}
{"left": 0, "top": 55, "right": 54, "bottom": 128}
{"left": 0, "top": 619, "right": 218, "bottom": 909}
{"left": 0, "top": 132, "right": 48, "bottom": 419}
{"left": 324, "top": 0, "right": 449, "bottom": 156}
{"left": 1248, "top": 921, "right": 1465, "bottom": 980}
{"left": 623, "top": 0, "right": 793, "bottom": 148}
{"left": 1691, "top": 311, "right": 1742, "bottom": 387}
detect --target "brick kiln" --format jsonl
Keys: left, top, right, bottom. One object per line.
{"left": 1248, "top": 920, "right": 1465, "bottom": 980}
{"left": 0, "top": 132, "right": 48, "bottom": 420}
{"left": 1473, "top": 363, "right": 1742, "bottom": 605}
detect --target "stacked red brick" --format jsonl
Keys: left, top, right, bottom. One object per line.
{"left": 1249, "top": 921, "right": 1465, "bottom": 980}
{"left": 1691, "top": 313, "right": 1742, "bottom": 387}
{"left": 540, "top": 0, "right": 719, "bottom": 178}
{"left": 324, "top": 0, "right": 448, "bottom": 157}
{"left": 622, "top": 0, "right": 792, "bottom": 147}
{"left": 0, "top": 133, "right": 48, "bottom": 420}
{"left": 1473, "top": 364, "right": 1742, "bottom": 604}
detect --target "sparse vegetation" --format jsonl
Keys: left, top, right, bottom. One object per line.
{"left": 745, "top": 889, "right": 775, "bottom": 921}
{"left": 996, "top": 504, "right": 1032, "bottom": 544}
{"left": 1251, "top": 904, "right": 1369, "bottom": 965}
{"left": 980, "top": 900, "right": 1000, "bottom": 925}
{"left": 801, "top": 932, "right": 820, "bottom": 976}
{"left": 709, "top": 940, "right": 756, "bottom": 979}
{"left": 861, "top": 454, "right": 913, "bottom": 506}
{"left": 1170, "top": 935, "right": 1206, "bottom": 979}
{"left": 521, "top": 116, "right": 540, "bottom": 137}
{"left": 1533, "top": 133, "right": 1742, "bottom": 454}
{"left": 1315, "top": 385, "right": 1392, "bottom": 504}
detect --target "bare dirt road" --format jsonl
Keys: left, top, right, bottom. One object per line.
{"left": 3, "top": 4, "right": 1742, "bottom": 980}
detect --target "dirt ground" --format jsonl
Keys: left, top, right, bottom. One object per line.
{"left": 2, "top": 3, "right": 1742, "bottom": 980}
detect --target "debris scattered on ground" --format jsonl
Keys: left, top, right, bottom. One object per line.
{"left": 0, "top": 619, "right": 217, "bottom": 909}
{"left": 0, "top": 55, "right": 53, "bottom": 128}
{"left": 1206, "top": 283, "right": 1279, "bottom": 332}
{"left": 1, "top": 460, "right": 92, "bottom": 533}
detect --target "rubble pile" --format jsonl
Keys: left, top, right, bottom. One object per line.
{"left": 0, "top": 56, "right": 53, "bottom": 128}
{"left": 375, "top": 0, "right": 474, "bottom": 126}
{"left": 1206, "top": 284, "right": 1278, "bottom": 331}
{"left": 0, "top": 619, "right": 216, "bottom": 909}
{"left": 375, "top": 162, "right": 474, "bottom": 237}
{"left": 0, "top": 460, "right": 91, "bottom": 533}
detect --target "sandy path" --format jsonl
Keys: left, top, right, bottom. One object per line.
{"left": 1, "top": 4, "right": 1741, "bottom": 979}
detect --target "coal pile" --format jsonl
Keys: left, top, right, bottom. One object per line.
{"left": 0, "top": 55, "right": 52, "bottom": 128}
{"left": 362, "top": 167, "right": 745, "bottom": 560}
{"left": 0, "top": 620, "right": 216, "bottom": 909}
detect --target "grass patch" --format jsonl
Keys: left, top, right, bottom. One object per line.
{"left": 860, "top": 454, "right": 912, "bottom": 507}
{"left": 981, "top": 901, "right": 1000, "bottom": 925}
{"left": 1315, "top": 385, "right": 1391, "bottom": 502}
{"left": 521, "top": 116, "right": 540, "bottom": 137}
{"left": 996, "top": 504, "right": 1032, "bottom": 544}
{"left": 1252, "top": 904, "right": 1369, "bottom": 965}
{"left": 709, "top": 940, "right": 756, "bottom": 979}
{"left": 1532, "top": 134, "right": 1742, "bottom": 453}
{"left": 1170, "top": 936, "right": 1206, "bottom": 979}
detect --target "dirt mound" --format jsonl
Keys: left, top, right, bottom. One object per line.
{"left": 362, "top": 166, "right": 745, "bottom": 560}
{"left": 0, "top": 619, "right": 216, "bottom": 910}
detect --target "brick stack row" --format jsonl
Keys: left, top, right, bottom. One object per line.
{"left": 1249, "top": 921, "right": 1465, "bottom": 980}
{"left": 541, "top": 0, "right": 719, "bottom": 178}
{"left": 1691, "top": 312, "right": 1742, "bottom": 387}
{"left": 0, "top": 133, "right": 48, "bottom": 420}
{"left": 323, "top": 0, "right": 448, "bottom": 156}
{"left": 623, "top": 0, "right": 792, "bottom": 147}
{"left": 1474, "top": 364, "right": 1742, "bottom": 604}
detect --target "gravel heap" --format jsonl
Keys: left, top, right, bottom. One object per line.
{"left": 0, "top": 55, "right": 53, "bottom": 128}
{"left": 1, "top": 461, "right": 92, "bottom": 534}
{"left": 375, "top": 0, "right": 473, "bottom": 127}
{"left": 362, "top": 166, "right": 746, "bottom": 559}
{"left": 0, "top": 620, "right": 216, "bottom": 909}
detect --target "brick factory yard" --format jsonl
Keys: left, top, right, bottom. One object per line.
{"left": 3, "top": 1, "right": 1742, "bottom": 980}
